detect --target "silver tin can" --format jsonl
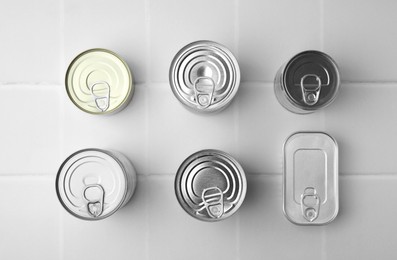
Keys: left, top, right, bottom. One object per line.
{"left": 175, "top": 149, "right": 247, "bottom": 222}
{"left": 169, "top": 41, "right": 241, "bottom": 113}
{"left": 56, "top": 149, "right": 137, "bottom": 220}
{"left": 66, "top": 49, "right": 134, "bottom": 115}
{"left": 283, "top": 132, "right": 339, "bottom": 225}
{"left": 274, "top": 51, "right": 340, "bottom": 114}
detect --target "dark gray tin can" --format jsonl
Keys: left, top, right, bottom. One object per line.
{"left": 274, "top": 51, "right": 340, "bottom": 114}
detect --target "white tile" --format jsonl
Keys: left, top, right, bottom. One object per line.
{"left": 237, "top": 83, "right": 326, "bottom": 175}
{"left": 64, "top": 0, "right": 146, "bottom": 83}
{"left": 147, "top": 84, "right": 238, "bottom": 174}
{"left": 62, "top": 175, "right": 148, "bottom": 260}
{"left": 324, "top": 0, "right": 397, "bottom": 81}
{"left": 0, "top": 176, "right": 59, "bottom": 260}
{"left": 61, "top": 84, "right": 147, "bottom": 175}
{"left": 325, "top": 175, "right": 397, "bottom": 259}
{"left": 0, "top": 85, "right": 61, "bottom": 174}
{"left": 150, "top": 0, "right": 236, "bottom": 82}
{"left": 147, "top": 175, "right": 238, "bottom": 260}
{"left": 239, "top": 175, "right": 324, "bottom": 259}
{"left": 324, "top": 84, "right": 397, "bottom": 174}
{"left": 238, "top": 0, "right": 321, "bottom": 82}
{"left": 0, "top": 0, "right": 60, "bottom": 83}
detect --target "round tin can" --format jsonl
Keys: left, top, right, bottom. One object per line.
{"left": 175, "top": 149, "right": 247, "bottom": 222}
{"left": 274, "top": 51, "right": 340, "bottom": 114}
{"left": 66, "top": 49, "right": 134, "bottom": 115}
{"left": 169, "top": 41, "right": 241, "bottom": 113}
{"left": 56, "top": 149, "right": 137, "bottom": 220}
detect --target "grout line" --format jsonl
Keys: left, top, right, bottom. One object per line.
{"left": 321, "top": 228, "right": 327, "bottom": 260}
{"left": 0, "top": 81, "right": 61, "bottom": 86}
{"left": 320, "top": 0, "right": 324, "bottom": 51}
{"left": 59, "top": 2, "right": 65, "bottom": 259}
{"left": 144, "top": 175, "right": 150, "bottom": 260}
{"left": 234, "top": 0, "right": 240, "bottom": 159}
{"left": 234, "top": 0, "right": 239, "bottom": 58}
{"left": 145, "top": 0, "right": 151, "bottom": 85}
{"left": 236, "top": 214, "right": 241, "bottom": 260}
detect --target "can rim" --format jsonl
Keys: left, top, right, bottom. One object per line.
{"left": 169, "top": 40, "right": 241, "bottom": 113}
{"left": 282, "top": 50, "right": 341, "bottom": 111}
{"left": 175, "top": 149, "right": 247, "bottom": 222}
{"left": 56, "top": 148, "right": 130, "bottom": 221}
{"left": 65, "top": 48, "right": 134, "bottom": 115}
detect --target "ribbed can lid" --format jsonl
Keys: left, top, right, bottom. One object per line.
{"left": 175, "top": 149, "right": 247, "bottom": 221}
{"left": 65, "top": 49, "right": 134, "bottom": 114}
{"left": 56, "top": 149, "right": 133, "bottom": 220}
{"left": 169, "top": 41, "right": 240, "bottom": 113}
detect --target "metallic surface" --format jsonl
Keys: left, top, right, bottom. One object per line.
{"left": 175, "top": 149, "right": 247, "bottom": 222}
{"left": 56, "top": 149, "right": 137, "bottom": 220}
{"left": 66, "top": 49, "right": 134, "bottom": 114}
{"left": 169, "top": 41, "right": 240, "bottom": 113}
{"left": 283, "top": 132, "right": 339, "bottom": 225}
{"left": 274, "top": 51, "right": 340, "bottom": 114}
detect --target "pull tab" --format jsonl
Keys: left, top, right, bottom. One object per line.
{"left": 300, "top": 74, "right": 321, "bottom": 106}
{"left": 83, "top": 184, "right": 105, "bottom": 218}
{"left": 90, "top": 81, "right": 111, "bottom": 112}
{"left": 202, "top": 187, "right": 224, "bottom": 219}
{"left": 301, "top": 187, "right": 320, "bottom": 222}
{"left": 193, "top": 77, "right": 215, "bottom": 109}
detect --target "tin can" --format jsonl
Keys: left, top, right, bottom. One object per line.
{"left": 274, "top": 51, "right": 340, "bottom": 114}
{"left": 175, "top": 149, "right": 247, "bottom": 222}
{"left": 169, "top": 41, "right": 241, "bottom": 113}
{"left": 283, "top": 132, "right": 339, "bottom": 225}
{"left": 65, "top": 49, "right": 134, "bottom": 115}
{"left": 56, "top": 149, "right": 137, "bottom": 220}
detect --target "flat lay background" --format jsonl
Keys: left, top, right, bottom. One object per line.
{"left": 1, "top": 0, "right": 397, "bottom": 259}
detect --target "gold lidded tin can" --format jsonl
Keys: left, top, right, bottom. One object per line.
{"left": 66, "top": 49, "right": 134, "bottom": 114}
{"left": 169, "top": 41, "right": 241, "bottom": 113}
{"left": 175, "top": 149, "right": 247, "bottom": 222}
{"left": 274, "top": 51, "right": 340, "bottom": 114}
{"left": 56, "top": 149, "right": 137, "bottom": 220}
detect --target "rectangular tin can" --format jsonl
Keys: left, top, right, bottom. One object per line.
{"left": 283, "top": 132, "right": 338, "bottom": 225}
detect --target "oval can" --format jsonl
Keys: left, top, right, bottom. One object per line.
{"left": 65, "top": 49, "right": 134, "bottom": 115}
{"left": 56, "top": 148, "right": 137, "bottom": 220}
{"left": 283, "top": 132, "right": 339, "bottom": 225}
{"left": 175, "top": 149, "right": 247, "bottom": 222}
{"left": 274, "top": 51, "right": 340, "bottom": 114}
{"left": 169, "top": 41, "right": 241, "bottom": 113}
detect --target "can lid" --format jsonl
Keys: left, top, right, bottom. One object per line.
{"left": 56, "top": 149, "right": 129, "bottom": 220}
{"left": 175, "top": 149, "right": 247, "bottom": 221}
{"left": 169, "top": 41, "right": 240, "bottom": 112}
{"left": 283, "top": 132, "right": 339, "bottom": 225}
{"left": 65, "top": 49, "right": 134, "bottom": 114}
{"left": 283, "top": 51, "right": 340, "bottom": 110}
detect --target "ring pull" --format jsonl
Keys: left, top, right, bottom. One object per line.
{"left": 300, "top": 74, "right": 321, "bottom": 106}
{"left": 193, "top": 77, "right": 215, "bottom": 109}
{"left": 83, "top": 184, "right": 105, "bottom": 218}
{"left": 90, "top": 81, "right": 111, "bottom": 112}
{"left": 301, "top": 187, "right": 320, "bottom": 222}
{"left": 202, "top": 187, "right": 224, "bottom": 219}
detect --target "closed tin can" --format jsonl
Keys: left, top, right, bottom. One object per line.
{"left": 274, "top": 51, "right": 340, "bottom": 114}
{"left": 283, "top": 132, "right": 338, "bottom": 225}
{"left": 56, "top": 149, "right": 137, "bottom": 220}
{"left": 66, "top": 49, "right": 134, "bottom": 115}
{"left": 169, "top": 41, "right": 240, "bottom": 113}
{"left": 175, "top": 149, "right": 247, "bottom": 222}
